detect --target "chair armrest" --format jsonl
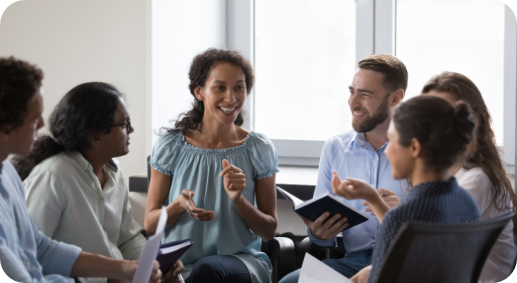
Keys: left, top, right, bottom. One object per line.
{"left": 297, "top": 235, "right": 346, "bottom": 268}
{"left": 297, "top": 237, "right": 313, "bottom": 268}
{"left": 263, "top": 237, "right": 297, "bottom": 283}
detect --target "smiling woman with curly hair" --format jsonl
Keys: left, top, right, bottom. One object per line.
{"left": 145, "top": 48, "right": 278, "bottom": 283}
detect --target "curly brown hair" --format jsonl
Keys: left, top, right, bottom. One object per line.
{"left": 168, "top": 48, "right": 254, "bottom": 134}
{"left": 0, "top": 57, "right": 44, "bottom": 132}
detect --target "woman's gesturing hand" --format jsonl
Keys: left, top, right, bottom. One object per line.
{"left": 178, "top": 189, "right": 215, "bottom": 221}
{"left": 363, "top": 188, "right": 401, "bottom": 216}
{"left": 331, "top": 172, "right": 377, "bottom": 202}
{"left": 220, "top": 159, "right": 246, "bottom": 203}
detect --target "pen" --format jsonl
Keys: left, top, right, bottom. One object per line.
{"left": 173, "top": 264, "right": 185, "bottom": 283}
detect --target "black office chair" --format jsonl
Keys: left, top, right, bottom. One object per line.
{"left": 145, "top": 156, "right": 296, "bottom": 283}
{"left": 374, "top": 212, "right": 514, "bottom": 283}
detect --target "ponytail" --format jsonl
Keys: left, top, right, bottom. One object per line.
{"left": 394, "top": 96, "right": 477, "bottom": 173}
{"left": 453, "top": 101, "right": 477, "bottom": 146}
{"left": 12, "top": 136, "right": 63, "bottom": 181}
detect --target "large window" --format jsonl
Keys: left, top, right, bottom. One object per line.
{"left": 397, "top": 0, "right": 505, "bottom": 142}
{"left": 152, "top": 0, "right": 516, "bottom": 167}
{"left": 255, "top": 0, "right": 356, "bottom": 141}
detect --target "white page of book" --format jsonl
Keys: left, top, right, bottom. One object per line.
{"left": 160, "top": 241, "right": 192, "bottom": 254}
{"left": 277, "top": 187, "right": 305, "bottom": 207}
{"left": 298, "top": 253, "right": 352, "bottom": 283}
{"left": 132, "top": 207, "right": 167, "bottom": 283}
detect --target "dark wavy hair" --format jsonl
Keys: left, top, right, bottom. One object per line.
{"left": 168, "top": 48, "right": 254, "bottom": 134}
{"left": 423, "top": 72, "right": 517, "bottom": 236}
{"left": 394, "top": 96, "right": 476, "bottom": 173}
{"left": 12, "top": 82, "right": 123, "bottom": 180}
{"left": 0, "top": 57, "right": 43, "bottom": 132}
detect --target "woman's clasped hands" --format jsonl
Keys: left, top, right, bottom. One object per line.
{"left": 220, "top": 159, "right": 246, "bottom": 203}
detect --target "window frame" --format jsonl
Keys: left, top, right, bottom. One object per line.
{"left": 230, "top": 0, "right": 516, "bottom": 169}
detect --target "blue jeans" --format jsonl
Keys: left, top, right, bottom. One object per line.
{"left": 278, "top": 249, "right": 373, "bottom": 283}
{"left": 185, "top": 255, "right": 252, "bottom": 283}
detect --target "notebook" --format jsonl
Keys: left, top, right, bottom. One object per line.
{"left": 276, "top": 186, "right": 368, "bottom": 230}
{"left": 156, "top": 238, "right": 194, "bottom": 275}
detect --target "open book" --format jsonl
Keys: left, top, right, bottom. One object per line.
{"left": 299, "top": 253, "right": 352, "bottom": 283}
{"left": 156, "top": 239, "right": 194, "bottom": 275}
{"left": 277, "top": 186, "right": 368, "bottom": 231}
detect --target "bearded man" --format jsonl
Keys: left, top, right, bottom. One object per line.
{"left": 280, "top": 54, "right": 409, "bottom": 283}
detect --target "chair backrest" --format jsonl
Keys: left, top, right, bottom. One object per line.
{"left": 376, "top": 212, "right": 514, "bottom": 283}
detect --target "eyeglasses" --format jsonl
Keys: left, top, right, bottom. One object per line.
{"left": 111, "top": 117, "right": 131, "bottom": 132}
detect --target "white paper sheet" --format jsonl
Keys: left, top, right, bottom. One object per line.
{"left": 298, "top": 253, "right": 352, "bottom": 283}
{"left": 132, "top": 207, "right": 168, "bottom": 283}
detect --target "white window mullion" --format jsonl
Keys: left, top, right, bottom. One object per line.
{"left": 374, "top": 0, "right": 396, "bottom": 55}
{"left": 226, "top": 0, "right": 255, "bottom": 131}
{"left": 356, "top": 0, "right": 375, "bottom": 63}
{"left": 504, "top": 4, "right": 517, "bottom": 167}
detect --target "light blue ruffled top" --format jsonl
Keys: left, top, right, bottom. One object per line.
{"left": 149, "top": 131, "right": 279, "bottom": 283}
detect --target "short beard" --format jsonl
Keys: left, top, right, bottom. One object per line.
{"left": 352, "top": 94, "right": 390, "bottom": 133}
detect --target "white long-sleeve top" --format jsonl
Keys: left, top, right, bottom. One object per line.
{"left": 456, "top": 167, "right": 516, "bottom": 283}
{"left": 23, "top": 152, "right": 146, "bottom": 283}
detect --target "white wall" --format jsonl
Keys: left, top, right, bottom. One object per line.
{"left": 0, "top": 0, "right": 152, "bottom": 181}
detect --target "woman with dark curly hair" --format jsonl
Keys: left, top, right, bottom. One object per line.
{"left": 13, "top": 82, "right": 183, "bottom": 283}
{"left": 145, "top": 48, "right": 279, "bottom": 283}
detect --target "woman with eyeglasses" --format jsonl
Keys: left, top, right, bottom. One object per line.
{"left": 12, "top": 82, "right": 184, "bottom": 283}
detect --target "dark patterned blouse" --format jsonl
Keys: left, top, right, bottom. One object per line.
{"left": 368, "top": 178, "right": 481, "bottom": 283}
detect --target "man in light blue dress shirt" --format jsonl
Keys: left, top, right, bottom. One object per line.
{"left": 280, "top": 54, "right": 409, "bottom": 283}
{"left": 0, "top": 57, "right": 162, "bottom": 282}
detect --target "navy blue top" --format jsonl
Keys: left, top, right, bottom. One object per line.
{"left": 368, "top": 178, "right": 481, "bottom": 283}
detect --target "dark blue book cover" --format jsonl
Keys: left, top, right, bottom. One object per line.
{"left": 156, "top": 238, "right": 194, "bottom": 275}
{"left": 277, "top": 187, "right": 368, "bottom": 231}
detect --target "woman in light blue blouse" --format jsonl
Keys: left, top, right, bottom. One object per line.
{"left": 145, "top": 48, "right": 279, "bottom": 283}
